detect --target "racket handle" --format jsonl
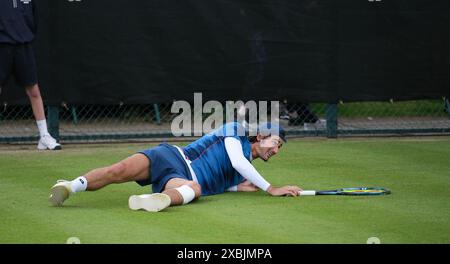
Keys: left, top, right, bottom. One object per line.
{"left": 299, "top": 190, "right": 316, "bottom": 196}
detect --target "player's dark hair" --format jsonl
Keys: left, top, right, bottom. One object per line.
{"left": 248, "top": 135, "right": 258, "bottom": 143}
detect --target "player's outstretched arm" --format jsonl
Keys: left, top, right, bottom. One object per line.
{"left": 224, "top": 137, "right": 302, "bottom": 197}
{"left": 224, "top": 137, "right": 271, "bottom": 191}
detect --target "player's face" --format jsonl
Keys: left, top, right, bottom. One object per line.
{"left": 258, "top": 135, "right": 283, "bottom": 161}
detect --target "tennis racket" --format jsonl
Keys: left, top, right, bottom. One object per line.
{"left": 298, "top": 187, "right": 391, "bottom": 196}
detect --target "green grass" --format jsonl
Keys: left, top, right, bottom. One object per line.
{"left": 1, "top": 138, "right": 449, "bottom": 244}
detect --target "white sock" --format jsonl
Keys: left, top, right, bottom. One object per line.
{"left": 70, "top": 176, "right": 88, "bottom": 193}
{"left": 36, "top": 119, "right": 49, "bottom": 137}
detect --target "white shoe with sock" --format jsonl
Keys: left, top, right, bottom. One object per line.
{"left": 49, "top": 176, "right": 87, "bottom": 206}
{"left": 38, "top": 134, "right": 62, "bottom": 150}
{"left": 49, "top": 180, "right": 73, "bottom": 206}
{"left": 36, "top": 119, "right": 61, "bottom": 150}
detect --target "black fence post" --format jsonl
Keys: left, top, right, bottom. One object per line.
{"left": 153, "top": 103, "right": 161, "bottom": 125}
{"left": 326, "top": 103, "right": 338, "bottom": 138}
{"left": 47, "top": 105, "right": 60, "bottom": 140}
{"left": 445, "top": 98, "right": 450, "bottom": 119}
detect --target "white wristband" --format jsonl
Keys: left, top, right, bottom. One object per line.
{"left": 175, "top": 185, "right": 196, "bottom": 204}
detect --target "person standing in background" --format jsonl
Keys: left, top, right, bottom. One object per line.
{"left": 0, "top": 0, "right": 61, "bottom": 150}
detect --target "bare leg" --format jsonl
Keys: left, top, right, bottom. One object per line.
{"left": 49, "top": 153, "right": 151, "bottom": 206}
{"left": 26, "top": 84, "right": 63, "bottom": 150}
{"left": 85, "top": 153, "right": 150, "bottom": 191}
{"left": 25, "top": 84, "right": 45, "bottom": 121}
{"left": 162, "top": 178, "right": 202, "bottom": 205}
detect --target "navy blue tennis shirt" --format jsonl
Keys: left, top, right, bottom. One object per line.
{"left": 0, "top": 0, "right": 37, "bottom": 44}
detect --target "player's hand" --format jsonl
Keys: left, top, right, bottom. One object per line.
{"left": 267, "top": 185, "right": 302, "bottom": 197}
{"left": 237, "top": 181, "right": 259, "bottom": 192}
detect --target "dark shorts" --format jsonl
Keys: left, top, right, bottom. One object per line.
{"left": 0, "top": 42, "right": 38, "bottom": 87}
{"left": 137, "top": 143, "right": 193, "bottom": 193}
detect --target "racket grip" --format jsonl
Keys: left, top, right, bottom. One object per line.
{"left": 299, "top": 190, "right": 316, "bottom": 196}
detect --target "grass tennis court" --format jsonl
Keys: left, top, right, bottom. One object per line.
{"left": 1, "top": 138, "right": 449, "bottom": 244}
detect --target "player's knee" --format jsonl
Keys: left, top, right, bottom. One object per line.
{"left": 187, "top": 181, "right": 202, "bottom": 198}
{"left": 107, "top": 162, "right": 129, "bottom": 183}
{"left": 25, "top": 85, "right": 41, "bottom": 99}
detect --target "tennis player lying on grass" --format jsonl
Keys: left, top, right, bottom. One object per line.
{"left": 49, "top": 122, "right": 302, "bottom": 212}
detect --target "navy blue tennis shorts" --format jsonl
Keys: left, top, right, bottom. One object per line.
{"left": 0, "top": 43, "right": 38, "bottom": 87}
{"left": 137, "top": 143, "right": 193, "bottom": 193}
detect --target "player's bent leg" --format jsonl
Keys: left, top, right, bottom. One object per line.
{"left": 128, "top": 179, "right": 201, "bottom": 212}
{"left": 49, "top": 153, "right": 150, "bottom": 206}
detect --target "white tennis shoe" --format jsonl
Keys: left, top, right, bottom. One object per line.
{"left": 49, "top": 180, "right": 72, "bottom": 206}
{"left": 38, "top": 134, "right": 62, "bottom": 150}
{"left": 128, "top": 193, "right": 171, "bottom": 212}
